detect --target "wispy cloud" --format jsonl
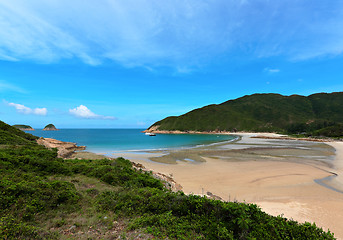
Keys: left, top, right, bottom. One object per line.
{"left": 0, "top": 1, "right": 343, "bottom": 68}
{"left": 0, "top": 80, "right": 26, "bottom": 93}
{"left": 264, "top": 68, "right": 280, "bottom": 74}
{"left": 6, "top": 101, "right": 47, "bottom": 115}
{"left": 69, "top": 105, "right": 116, "bottom": 120}
{"left": 0, "top": 1, "right": 97, "bottom": 65}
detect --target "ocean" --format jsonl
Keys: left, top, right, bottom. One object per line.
{"left": 28, "top": 129, "right": 236, "bottom": 153}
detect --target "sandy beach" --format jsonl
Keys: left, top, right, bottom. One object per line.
{"left": 114, "top": 133, "right": 343, "bottom": 239}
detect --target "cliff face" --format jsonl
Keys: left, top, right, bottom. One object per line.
{"left": 43, "top": 124, "right": 58, "bottom": 131}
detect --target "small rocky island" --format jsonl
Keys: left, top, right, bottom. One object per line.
{"left": 43, "top": 124, "right": 59, "bottom": 131}
{"left": 13, "top": 124, "right": 35, "bottom": 131}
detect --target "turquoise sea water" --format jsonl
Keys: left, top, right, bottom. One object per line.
{"left": 28, "top": 129, "right": 236, "bottom": 153}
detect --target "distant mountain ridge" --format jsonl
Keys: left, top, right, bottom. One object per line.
{"left": 147, "top": 92, "right": 343, "bottom": 136}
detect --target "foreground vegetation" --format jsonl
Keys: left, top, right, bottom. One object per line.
{"left": 149, "top": 92, "right": 343, "bottom": 138}
{"left": 0, "top": 120, "right": 336, "bottom": 239}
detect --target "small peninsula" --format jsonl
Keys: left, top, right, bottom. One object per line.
{"left": 12, "top": 124, "right": 35, "bottom": 131}
{"left": 43, "top": 123, "right": 58, "bottom": 131}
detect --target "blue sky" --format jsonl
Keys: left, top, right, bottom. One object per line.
{"left": 1, "top": 0, "right": 343, "bottom": 128}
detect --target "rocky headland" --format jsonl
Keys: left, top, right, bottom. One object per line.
{"left": 37, "top": 137, "right": 85, "bottom": 158}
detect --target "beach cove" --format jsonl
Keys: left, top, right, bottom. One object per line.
{"left": 112, "top": 133, "right": 343, "bottom": 239}
{"left": 34, "top": 129, "right": 343, "bottom": 238}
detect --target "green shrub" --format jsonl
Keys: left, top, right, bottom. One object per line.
{"left": 96, "top": 189, "right": 335, "bottom": 239}
{"left": 0, "top": 216, "right": 42, "bottom": 240}
{"left": 68, "top": 157, "right": 164, "bottom": 189}
{"left": 0, "top": 120, "right": 38, "bottom": 143}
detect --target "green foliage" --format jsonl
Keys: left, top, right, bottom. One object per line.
{"left": 150, "top": 92, "right": 343, "bottom": 137}
{"left": 0, "top": 176, "right": 80, "bottom": 220}
{"left": 0, "top": 145, "right": 70, "bottom": 175}
{"left": 312, "top": 124, "right": 343, "bottom": 138}
{"left": 67, "top": 157, "right": 164, "bottom": 189}
{"left": 0, "top": 130, "right": 34, "bottom": 145}
{"left": 97, "top": 189, "right": 334, "bottom": 239}
{"left": 0, "top": 216, "right": 44, "bottom": 239}
{"left": 286, "top": 120, "right": 340, "bottom": 135}
{"left": 0, "top": 120, "right": 38, "bottom": 144}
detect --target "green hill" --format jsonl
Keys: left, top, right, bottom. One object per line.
{"left": 0, "top": 120, "right": 335, "bottom": 239}
{"left": 148, "top": 92, "right": 343, "bottom": 136}
{"left": 1, "top": 121, "right": 38, "bottom": 145}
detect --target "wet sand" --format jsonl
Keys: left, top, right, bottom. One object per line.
{"left": 114, "top": 133, "right": 343, "bottom": 239}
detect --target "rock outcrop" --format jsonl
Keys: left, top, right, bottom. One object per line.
{"left": 132, "top": 162, "right": 183, "bottom": 192}
{"left": 43, "top": 124, "right": 58, "bottom": 131}
{"left": 37, "top": 137, "right": 86, "bottom": 158}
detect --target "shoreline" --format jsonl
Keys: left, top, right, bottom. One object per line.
{"left": 122, "top": 132, "right": 343, "bottom": 239}
{"left": 39, "top": 133, "right": 343, "bottom": 239}
{"left": 145, "top": 128, "right": 339, "bottom": 143}
{"left": 46, "top": 131, "right": 343, "bottom": 196}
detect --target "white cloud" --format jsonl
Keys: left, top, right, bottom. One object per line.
{"left": 69, "top": 105, "right": 116, "bottom": 120}
{"left": 264, "top": 68, "right": 280, "bottom": 74}
{"left": 7, "top": 102, "right": 47, "bottom": 115}
{"left": 33, "top": 108, "right": 48, "bottom": 115}
{"left": 0, "top": 1, "right": 343, "bottom": 68}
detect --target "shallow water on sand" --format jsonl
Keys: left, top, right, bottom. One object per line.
{"left": 27, "top": 129, "right": 236, "bottom": 153}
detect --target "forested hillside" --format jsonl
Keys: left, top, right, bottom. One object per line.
{"left": 148, "top": 92, "right": 343, "bottom": 136}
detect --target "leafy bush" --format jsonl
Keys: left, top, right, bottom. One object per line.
{"left": 96, "top": 189, "right": 335, "bottom": 239}
{"left": 67, "top": 157, "right": 164, "bottom": 189}
{"left": 0, "top": 177, "right": 80, "bottom": 220}
{"left": 0, "top": 145, "right": 70, "bottom": 175}
{"left": 0, "top": 216, "right": 43, "bottom": 240}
